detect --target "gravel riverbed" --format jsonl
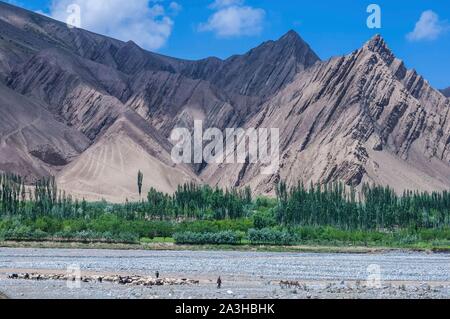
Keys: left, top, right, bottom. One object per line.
{"left": 0, "top": 248, "right": 449, "bottom": 299}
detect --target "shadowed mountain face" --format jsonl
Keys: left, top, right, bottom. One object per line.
{"left": 0, "top": 83, "right": 90, "bottom": 179}
{"left": 0, "top": 2, "right": 449, "bottom": 201}
{"left": 442, "top": 87, "right": 450, "bottom": 98}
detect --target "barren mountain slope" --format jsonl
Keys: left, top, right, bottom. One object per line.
{"left": 1, "top": 2, "right": 450, "bottom": 200}
{"left": 3, "top": 43, "right": 201, "bottom": 198}
{"left": 124, "top": 31, "right": 321, "bottom": 136}
{"left": 0, "top": 1, "right": 188, "bottom": 80}
{"left": 7, "top": 47, "right": 129, "bottom": 140}
{"left": 0, "top": 2, "right": 321, "bottom": 185}
{"left": 125, "top": 70, "right": 237, "bottom": 137}
{"left": 202, "top": 35, "right": 450, "bottom": 194}
{"left": 0, "top": 83, "right": 90, "bottom": 179}
{"left": 204, "top": 30, "right": 320, "bottom": 99}
{"left": 57, "top": 110, "right": 199, "bottom": 202}
{"left": 0, "top": 2, "right": 202, "bottom": 194}
{"left": 0, "top": 1, "right": 124, "bottom": 80}
{"left": 0, "top": 1, "right": 321, "bottom": 135}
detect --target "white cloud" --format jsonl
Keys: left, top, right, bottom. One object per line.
{"left": 209, "top": 0, "right": 243, "bottom": 9}
{"left": 169, "top": 2, "right": 182, "bottom": 15}
{"left": 407, "top": 10, "right": 448, "bottom": 41}
{"left": 199, "top": 0, "right": 265, "bottom": 38}
{"left": 49, "top": 0, "right": 174, "bottom": 50}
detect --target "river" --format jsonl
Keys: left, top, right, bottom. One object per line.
{"left": 0, "top": 248, "right": 449, "bottom": 299}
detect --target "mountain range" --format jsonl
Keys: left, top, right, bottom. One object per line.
{"left": 0, "top": 1, "right": 449, "bottom": 202}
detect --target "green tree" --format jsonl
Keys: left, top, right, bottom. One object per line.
{"left": 137, "top": 170, "right": 144, "bottom": 198}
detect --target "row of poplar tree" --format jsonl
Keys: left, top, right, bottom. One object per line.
{"left": 275, "top": 181, "right": 450, "bottom": 230}
{"left": 0, "top": 173, "right": 252, "bottom": 221}
{"left": 2, "top": 172, "right": 450, "bottom": 230}
{"left": 0, "top": 173, "right": 83, "bottom": 219}
{"left": 127, "top": 183, "right": 253, "bottom": 220}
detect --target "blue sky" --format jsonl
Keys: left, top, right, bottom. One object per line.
{"left": 6, "top": 0, "right": 450, "bottom": 88}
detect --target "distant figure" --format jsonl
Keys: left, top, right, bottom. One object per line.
{"left": 217, "top": 277, "right": 222, "bottom": 289}
{"left": 155, "top": 271, "right": 160, "bottom": 279}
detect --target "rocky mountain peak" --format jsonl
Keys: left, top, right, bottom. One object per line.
{"left": 365, "top": 34, "right": 386, "bottom": 49}
{"left": 273, "top": 30, "right": 319, "bottom": 61}
{"left": 363, "top": 34, "right": 395, "bottom": 64}
{"left": 279, "top": 29, "right": 303, "bottom": 42}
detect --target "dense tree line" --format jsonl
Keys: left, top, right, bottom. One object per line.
{"left": 0, "top": 175, "right": 252, "bottom": 222}
{"left": 0, "top": 173, "right": 84, "bottom": 219}
{"left": 2, "top": 173, "right": 450, "bottom": 239}
{"left": 130, "top": 183, "right": 252, "bottom": 220}
{"left": 173, "top": 183, "right": 252, "bottom": 219}
{"left": 276, "top": 181, "right": 450, "bottom": 230}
